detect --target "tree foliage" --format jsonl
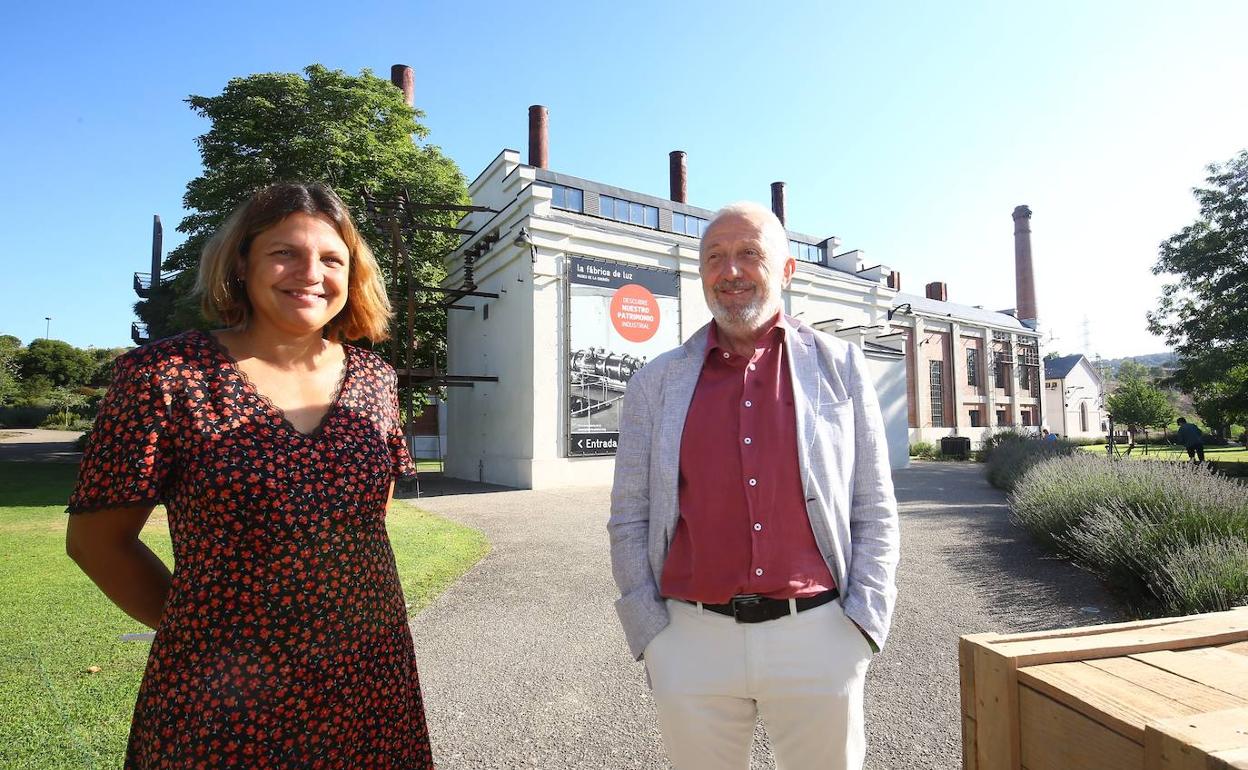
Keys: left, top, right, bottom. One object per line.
{"left": 0, "top": 335, "right": 21, "bottom": 407}
{"left": 1105, "top": 379, "right": 1176, "bottom": 436}
{"left": 1148, "top": 149, "right": 1248, "bottom": 436}
{"left": 138, "top": 64, "right": 469, "bottom": 377}
{"left": 17, "top": 339, "right": 97, "bottom": 389}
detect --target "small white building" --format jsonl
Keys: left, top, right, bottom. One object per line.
{"left": 1042, "top": 354, "right": 1105, "bottom": 439}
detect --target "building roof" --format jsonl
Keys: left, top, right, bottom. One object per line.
{"left": 1044, "top": 354, "right": 1085, "bottom": 380}
{"left": 894, "top": 292, "right": 1028, "bottom": 331}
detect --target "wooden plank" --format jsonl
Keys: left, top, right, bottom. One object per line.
{"left": 1020, "top": 661, "right": 1202, "bottom": 742}
{"left": 1209, "top": 746, "right": 1248, "bottom": 769}
{"left": 1131, "top": 648, "right": 1248, "bottom": 700}
{"left": 1224, "top": 640, "right": 1248, "bottom": 657}
{"left": 963, "top": 634, "right": 996, "bottom": 720}
{"left": 987, "top": 607, "right": 1248, "bottom": 647}
{"left": 1085, "top": 657, "right": 1248, "bottom": 712}
{"left": 1146, "top": 708, "right": 1248, "bottom": 770}
{"left": 992, "top": 613, "right": 1248, "bottom": 668}
{"left": 974, "top": 645, "right": 1021, "bottom": 770}
{"left": 962, "top": 715, "right": 978, "bottom": 770}
{"left": 1019, "top": 685, "right": 1142, "bottom": 770}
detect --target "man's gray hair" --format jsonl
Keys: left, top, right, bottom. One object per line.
{"left": 702, "top": 201, "right": 790, "bottom": 259}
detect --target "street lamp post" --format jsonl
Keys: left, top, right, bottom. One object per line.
{"left": 44, "top": 317, "right": 51, "bottom": 340}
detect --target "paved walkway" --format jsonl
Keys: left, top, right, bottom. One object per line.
{"left": 0, "top": 428, "right": 83, "bottom": 463}
{"left": 408, "top": 462, "right": 1122, "bottom": 769}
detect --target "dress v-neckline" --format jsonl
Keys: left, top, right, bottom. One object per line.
{"left": 202, "top": 330, "right": 351, "bottom": 439}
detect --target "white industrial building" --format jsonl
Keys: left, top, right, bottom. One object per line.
{"left": 440, "top": 106, "right": 1045, "bottom": 489}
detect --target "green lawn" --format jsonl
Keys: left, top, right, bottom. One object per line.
{"left": 0, "top": 462, "right": 488, "bottom": 770}
{"left": 1077, "top": 443, "right": 1248, "bottom": 462}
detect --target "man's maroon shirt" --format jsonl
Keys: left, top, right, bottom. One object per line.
{"left": 659, "top": 313, "right": 836, "bottom": 604}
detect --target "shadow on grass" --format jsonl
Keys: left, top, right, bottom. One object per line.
{"left": 0, "top": 462, "right": 79, "bottom": 508}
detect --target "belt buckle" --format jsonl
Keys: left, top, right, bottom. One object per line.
{"left": 730, "top": 594, "right": 764, "bottom": 623}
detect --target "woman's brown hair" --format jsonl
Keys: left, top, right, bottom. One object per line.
{"left": 195, "top": 182, "right": 392, "bottom": 342}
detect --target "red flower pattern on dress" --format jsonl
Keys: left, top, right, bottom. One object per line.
{"left": 69, "top": 331, "right": 429, "bottom": 769}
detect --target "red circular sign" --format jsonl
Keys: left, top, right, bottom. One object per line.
{"left": 610, "top": 283, "right": 660, "bottom": 343}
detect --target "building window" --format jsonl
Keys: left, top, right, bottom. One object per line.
{"left": 599, "top": 194, "right": 659, "bottom": 229}
{"left": 929, "top": 360, "right": 944, "bottom": 428}
{"left": 966, "top": 348, "right": 979, "bottom": 388}
{"left": 1021, "top": 409, "right": 1032, "bottom": 427}
{"left": 788, "top": 240, "right": 825, "bottom": 264}
{"left": 996, "top": 409, "right": 1008, "bottom": 426}
{"left": 672, "top": 211, "right": 707, "bottom": 237}
{"left": 1080, "top": 402, "right": 1089, "bottom": 433}
{"left": 1019, "top": 366, "right": 1031, "bottom": 391}
{"left": 969, "top": 409, "right": 982, "bottom": 428}
{"left": 550, "top": 184, "right": 584, "bottom": 213}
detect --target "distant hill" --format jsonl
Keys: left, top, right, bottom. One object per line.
{"left": 1095, "top": 352, "right": 1176, "bottom": 371}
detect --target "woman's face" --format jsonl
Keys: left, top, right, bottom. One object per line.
{"left": 241, "top": 212, "right": 350, "bottom": 339}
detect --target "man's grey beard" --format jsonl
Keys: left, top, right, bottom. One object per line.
{"left": 708, "top": 282, "right": 779, "bottom": 334}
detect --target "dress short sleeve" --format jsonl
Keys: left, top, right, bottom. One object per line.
{"left": 385, "top": 368, "right": 418, "bottom": 480}
{"left": 67, "top": 353, "right": 174, "bottom": 513}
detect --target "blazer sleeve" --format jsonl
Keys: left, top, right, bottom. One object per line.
{"left": 842, "top": 343, "right": 901, "bottom": 651}
{"left": 607, "top": 366, "right": 669, "bottom": 660}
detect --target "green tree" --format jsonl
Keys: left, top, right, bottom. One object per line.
{"left": 139, "top": 64, "right": 468, "bottom": 379}
{"left": 45, "top": 386, "right": 88, "bottom": 428}
{"left": 1106, "top": 379, "right": 1177, "bottom": 441}
{"left": 1116, "top": 359, "right": 1149, "bottom": 384}
{"left": 17, "top": 339, "right": 96, "bottom": 389}
{"left": 0, "top": 335, "right": 21, "bottom": 407}
{"left": 1148, "top": 149, "right": 1248, "bottom": 436}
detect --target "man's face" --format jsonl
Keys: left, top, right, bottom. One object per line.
{"left": 698, "top": 211, "right": 796, "bottom": 335}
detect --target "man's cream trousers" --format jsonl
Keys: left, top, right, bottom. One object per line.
{"left": 644, "top": 598, "right": 873, "bottom": 770}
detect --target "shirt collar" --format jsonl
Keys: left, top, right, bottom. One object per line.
{"left": 706, "top": 311, "right": 791, "bottom": 356}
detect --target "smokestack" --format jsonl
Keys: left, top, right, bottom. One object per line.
{"left": 887, "top": 270, "right": 901, "bottom": 292}
{"left": 1013, "top": 205, "right": 1038, "bottom": 327}
{"left": 528, "top": 105, "right": 549, "bottom": 169}
{"left": 151, "top": 215, "right": 163, "bottom": 287}
{"left": 669, "top": 151, "right": 687, "bottom": 203}
{"left": 770, "top": 181, "right": 786, "bottom": 225}
{"left": 925, "top": 281, "right": 947, "bottom": 302}
{"left": 390, "top": 64, "right": 415, "bottom": 107}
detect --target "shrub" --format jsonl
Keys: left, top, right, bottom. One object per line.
{"left": 909, "top": 441, "right": 941, "bottom": 460}
{"left": 1012, "top": 455, "right": 1248, "bottom": 614}
{"left": 983, "top": 431, "right": 1079, "bottom": 492}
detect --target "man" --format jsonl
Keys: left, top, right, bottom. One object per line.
{"left": 1176, "top": 417, "right": 1205, "bottom": 462}
{"left": 1042, "top": 428, "right": 1058, "bottom": 442}
{"left": 608, "top": 202, "right": 900, "bottom": 770}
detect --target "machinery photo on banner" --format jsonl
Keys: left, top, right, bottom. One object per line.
{"left": 567, "top": 256, "right": 680, "bottom": 456}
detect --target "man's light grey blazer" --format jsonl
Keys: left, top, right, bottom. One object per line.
{"left": 608, "top": 316, "right": 901, "bottom": 661}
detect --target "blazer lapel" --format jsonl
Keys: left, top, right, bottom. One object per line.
{"left": 654, "top": 326, "right": 709, "bottom": 533}
{"left": 785, "top": 320, "right": 821, "bottom": 499}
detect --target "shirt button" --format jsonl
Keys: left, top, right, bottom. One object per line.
{"left": 748, "top": 478, "right": 757, "bottom": 486}
{"left": 748, "top": 363, "right": 756, "bottom": 371}
{"left": 753, "top": 522, "right": 763, "bottom": 531}
{"left": 744, "top": 400, "right": 752, "bottom": 408}
{"left": 722, "top": 351, "right": 730, "bottom": 359}
{"left": 743, "top": 437, "right": 752, "bottom": 445}
{"left": 755, "top": 568, "right": 764, "bottom": 576}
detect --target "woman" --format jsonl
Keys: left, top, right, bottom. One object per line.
{"left": 66, "top": 183, "right": 431, "bottom": 768}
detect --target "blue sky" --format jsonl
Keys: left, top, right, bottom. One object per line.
{"left": 2, "top": 0, "right": 1245, "bottom": 357}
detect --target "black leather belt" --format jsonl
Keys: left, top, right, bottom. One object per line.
{"left": 683, "top": 588, "right": 839, "bottom": 624}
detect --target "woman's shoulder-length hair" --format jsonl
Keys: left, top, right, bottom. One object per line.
{"left": 194, "top": 182, "right": 392, "bottom": 343}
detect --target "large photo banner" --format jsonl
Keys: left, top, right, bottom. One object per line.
{"left": 567, "top": 256, "right": 680, "bottom": 456}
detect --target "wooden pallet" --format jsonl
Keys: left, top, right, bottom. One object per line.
{"left": 960, "top": 606, "right": 1248, "bottom": 769}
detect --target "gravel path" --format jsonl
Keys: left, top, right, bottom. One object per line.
{"left": 0, "top": 428, "right": 83, "bottom": 463}
{"left": 408, "top": 461, "right": 1122, "bottom": 769}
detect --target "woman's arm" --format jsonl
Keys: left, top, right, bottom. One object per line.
{"left": 66, "top": 505, "right": 171, "bottom": 629}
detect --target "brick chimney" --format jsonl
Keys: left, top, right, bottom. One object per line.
{"left": 1013, "top": 204, "right": 1038, "bottom": 328}
{"left": 528, "top": 105, "right": 549, "bottom": 169}
{"left": 887, "top": 270, "right": 901, "bottom": 292}
{"left": 390, "top": 64, "right": 414, "bottom": 107}
{"left": 669, "top": 151, "right": 687, "bottom": 203}
{"left": 925, "top": 281, "right": 947, "bottom": 301}
{"left": 770, "top": 181, "right": 786, "bottom": 225}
